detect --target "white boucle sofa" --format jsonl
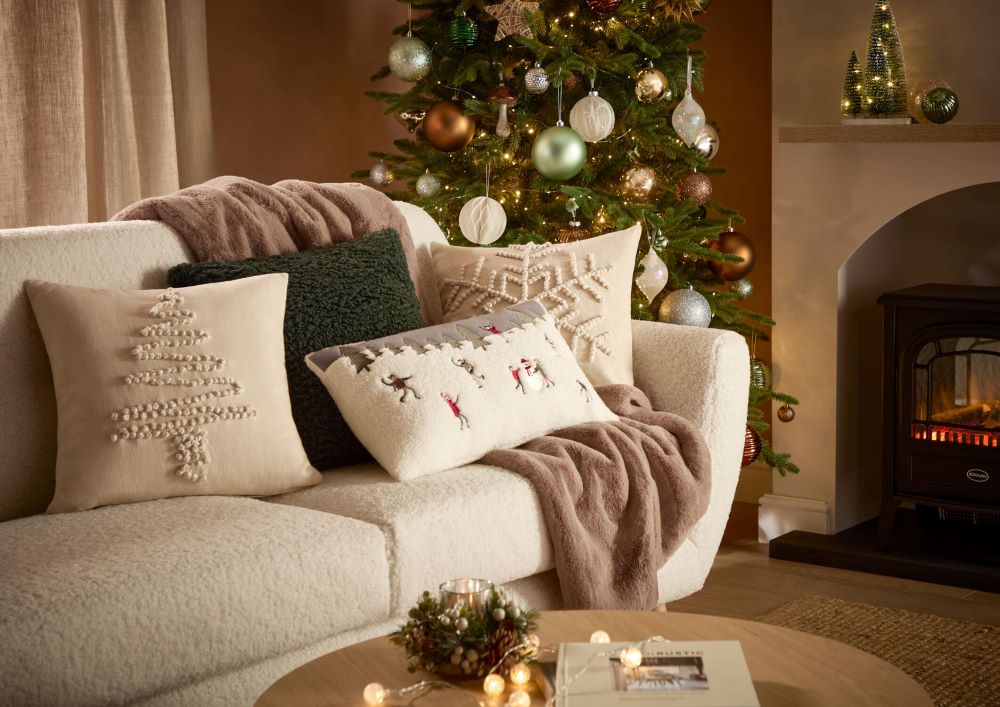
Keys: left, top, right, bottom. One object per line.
{"left": 0, "top": 202, "right": 750, "bottom": 706}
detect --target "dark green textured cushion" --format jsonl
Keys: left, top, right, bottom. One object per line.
{"left": 168, "top": 229, "right": 425, "bottom": 470}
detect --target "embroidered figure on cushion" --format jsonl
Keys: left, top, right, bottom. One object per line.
{"left": 577, "top": 379, "right": 591, "bottom": 402}
{"left": 480, "top": 323, "right": 508, "bottom": 342}
{"left": 441, "top": 242, "right": 613, "bottom": 362}
{"left": 382, "top": 373, "right": 421, "bottom": 402}
{"left": 544, "top": 334, "right": 559, "bottom": 352}
{"left": 441, "top": 392, "right": 470, "bottom": 429}
{"left": 531, "top": 358, "right": 554, "bottom": 388}
{"left": 110, "top": 289, "right": 257, "bottom": 482}
{"left": 452, "top": 357, "right": 485, "bottom": 387}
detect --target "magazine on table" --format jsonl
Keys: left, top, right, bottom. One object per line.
{"left": 550, "top": 641, "right": 759, "bottom": 706}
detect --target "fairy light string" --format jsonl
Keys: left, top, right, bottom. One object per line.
{"left": 362, "top": 630, "right": 671, "bottom": 706}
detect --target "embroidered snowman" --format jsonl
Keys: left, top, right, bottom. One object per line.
{"left": 441, "top": 392, "right": 469, "bottom": 429}
{"left": 509, "top": 358, "right": 553, "bottom": 394}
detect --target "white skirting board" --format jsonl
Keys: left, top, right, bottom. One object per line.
{"left": 757, "top": 494, "right": 832, "bottom": 543}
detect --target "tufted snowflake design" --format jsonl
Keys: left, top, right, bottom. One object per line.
{"left": 440, "top": 242, "right": 614, "bottom": 362}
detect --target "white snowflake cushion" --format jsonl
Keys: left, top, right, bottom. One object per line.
{"left": 305, "top": 301, "right": 617, "bottom": 481}
{"left": 25, "top": 275, "right": 319, "bottom": 513}
{"left": 429, "top": 224, "right": 642, "bottom": 386}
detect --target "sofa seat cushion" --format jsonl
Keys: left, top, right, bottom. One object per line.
{"left": 270, "top": 464, "right": 554, "bottom": 613}
{"left": 0, "top": 496, "right": 390, "bottom": 706}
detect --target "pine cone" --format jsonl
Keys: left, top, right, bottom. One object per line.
{"left": 485, "top": 620, "right": 522, "bottom": 675}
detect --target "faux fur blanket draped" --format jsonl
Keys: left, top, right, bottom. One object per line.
{"left": 112, "top": 176, "right": 430, "bottom": 319}
{"left": 482, "top": 384, "right": 712, "bottom": 610}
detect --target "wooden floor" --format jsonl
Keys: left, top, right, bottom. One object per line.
{"left": 667, "top": 503, "right": 1000, "bottom": 625}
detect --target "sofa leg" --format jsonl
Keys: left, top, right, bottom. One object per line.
{"left": 654, "top": 603, "right": 668, "bottom": 612}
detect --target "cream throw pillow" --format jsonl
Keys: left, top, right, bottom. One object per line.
{"left": 429, "top": 224, "right": 641, "bottom": 386}
{"left": 26, "top": 274, "right": 319, "bottom": 513}
{"left": 306, "top": 301, "right": 618, "bottom": 481}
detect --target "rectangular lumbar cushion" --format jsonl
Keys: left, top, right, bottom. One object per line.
{"left": 429, "top": 224, "right": 642, "bottom": 386}
{"left": 305, "top": 301, "right": 618, "bottom": 481}
{"left": 167, "top": 229, "right": 426, "bottom": 471}
{"left": 25, "top": 274, "right": 320, "bottom": 513}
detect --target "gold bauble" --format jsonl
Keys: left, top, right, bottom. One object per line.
{"left": 621, "top": 164, "right": 658, "bottom": 201}
{"left": 675, "top": 170, "right": 712, "bottom": 206}
{"left": 423, "top": 100, "right": 476, "bottom": 152}
{"left": 555, "top": 221, "right": 589, "bottom": 243}
{"left": 708, "top": 230, "right": 756, "bottom": 281}
{"left": 634, "top": 67, "right": 671, "bottom": 103}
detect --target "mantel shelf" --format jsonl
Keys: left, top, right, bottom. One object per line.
{"left": 779, "top": 123, "right": 1000, "bottom": 144}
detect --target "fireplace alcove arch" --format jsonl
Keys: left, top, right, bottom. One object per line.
{"left": 836, "top": 182, "right": 1000, "bottom": 529}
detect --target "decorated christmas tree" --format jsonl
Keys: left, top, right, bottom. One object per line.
{"left": 357, "top": 0, "right": 798, "bottom": 474}
{"left": 861, "top": 0, "right": 907, "bottom": 116}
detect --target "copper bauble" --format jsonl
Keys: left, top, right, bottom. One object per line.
{"left": 742, "top": 426, "right": 761, "bottom": 466}
{"left": 555, "top": 221, "right": 589, "bottom": 243}
{"left": 586, "top": 0, "right": 623, "bottom": 12}
{"left": 777, "top": 404, "right": 796, "bottom": 423}
{"left": 708, "top": 229, "right": 756, "bottom": 281}
{"left": 423, "top": 100, "right": 476, "bottom": 152}
{"left": 675, "top": 170, "right": 712, "bottom": 206}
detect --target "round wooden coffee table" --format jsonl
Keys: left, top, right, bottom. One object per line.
{"left": 256, "top": 610, "right": 933, "bottom": 706}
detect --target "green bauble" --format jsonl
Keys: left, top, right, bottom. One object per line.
{"left": 532, "top": 126, "right": 587, "bottom": 180}
{"left": 750, "top": 357, "right": 771, "bottom": 390}
{"left": 921, "top": 87, "right": 959, "bottom": 124}
{"left": 449, "top": 13, "right": 477, "bottom": 49}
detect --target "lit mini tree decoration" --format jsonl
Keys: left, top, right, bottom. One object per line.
{"left": 861, "top": 0, "right": 907, "bottom": 116}
{"left": 841, "top": 50, "right": 863, "bottom": 117}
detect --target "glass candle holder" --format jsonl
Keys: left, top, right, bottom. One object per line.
{"left": 440, "top": 578, "right": 494, "bottom": 615}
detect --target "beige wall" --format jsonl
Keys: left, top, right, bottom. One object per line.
{"left": 769, "top": 0, "right": 1000, "bottom": 535}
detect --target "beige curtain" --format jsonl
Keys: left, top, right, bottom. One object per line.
{"left": 0, "top": 0, "right": 213, "bottom": 228}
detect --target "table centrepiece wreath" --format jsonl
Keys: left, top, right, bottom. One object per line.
{"left": 391, "top": 579, "right": 537, "bottom": 679}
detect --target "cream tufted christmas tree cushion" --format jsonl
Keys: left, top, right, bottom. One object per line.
{"left": 25, "top": 274, "right": 319, "bottom": 513}
{"left": 429, "top": 224, "right": 642, "bottom": 386}
{"left": 306, "top": 301, "right": 617, "bottom": 481}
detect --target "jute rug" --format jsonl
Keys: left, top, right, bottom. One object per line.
{"left": 755, "top": 595, "right": 1000, "bottom": 707}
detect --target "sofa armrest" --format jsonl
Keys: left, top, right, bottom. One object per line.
{"left": 632, "top": 320, "right": 751, "bottom": 601}
{"left": 631, "top": 320, "right": 750, "bottom": 438}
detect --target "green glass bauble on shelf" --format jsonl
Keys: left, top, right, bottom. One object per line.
{"left": 449, "top": 11, "right": 478, "bottom": 49}
{"left": 531, "top": 125, "right": 587, "bottom": 180}
{"left": 921, "top": 87, "right": 959, "bottom": 124}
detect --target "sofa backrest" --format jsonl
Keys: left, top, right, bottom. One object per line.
{"left": 0, "top": 202, "right": 447, "bottom": 521}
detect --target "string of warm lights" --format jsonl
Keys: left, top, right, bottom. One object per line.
{"left": 361, "top": 629, "right": 670, "bottom": 706}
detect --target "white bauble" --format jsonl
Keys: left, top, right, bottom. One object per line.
{"left": 693, "top": 124, "right": 720, "bottom": 160}
{"left": 369, "top": 161, "right": 394, "bottom": 186}
{"left": 635, "top": 248, "right": 668, "bottom": 302}
{"left": 569, "top": 90, "right": 615, "bottom": 143}
{"left": 459, "top": 196, "right": 506, "bottom": 244}
{"left": 415, "top": 171, "right": 441, "bottom": 197}
{"left": 672, "top": 87, "right": 706, "bottom": 146}
{"left": 387, "top": 34, "right": 432, "bottom": 82}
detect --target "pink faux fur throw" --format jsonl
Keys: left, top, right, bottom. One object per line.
{"left": 113, "top": 177, "right": 430, "bottom": 320}
{"left": 482, "top": 384, "right": 712, "bottom": 610}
